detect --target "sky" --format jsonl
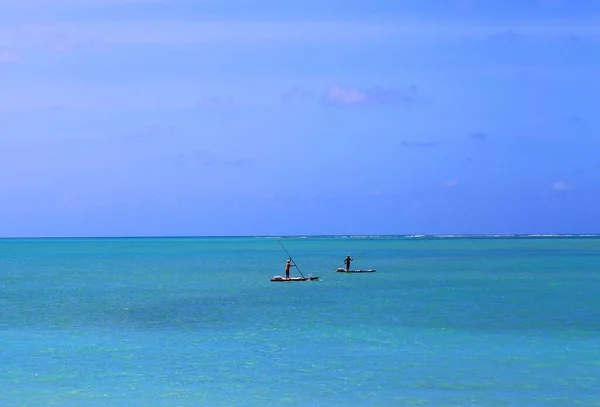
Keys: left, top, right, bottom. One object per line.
{"left": 0, "top": 0, "right": 599, "bottom": 237}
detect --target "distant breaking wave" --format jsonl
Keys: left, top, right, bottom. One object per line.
{"left": 255, "top": 234, "right": 600, "bottom": 240}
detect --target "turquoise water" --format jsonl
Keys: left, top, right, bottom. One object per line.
{"left": 1, "top": 235, "right": 599, "bottom": 406}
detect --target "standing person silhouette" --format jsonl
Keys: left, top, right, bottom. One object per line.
{"left": 344, "top": 255, "right": 353, "bottom": 272}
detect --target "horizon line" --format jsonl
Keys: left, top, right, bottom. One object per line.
{"left": 0, "top": 233, "right": 598, "bottom": 240}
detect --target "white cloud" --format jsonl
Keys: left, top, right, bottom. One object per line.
{"left": 552, "top": 180, "right": 572, "bottom": 191}
{"left": 326, "top": 86, "right": 368, "bottom": 106}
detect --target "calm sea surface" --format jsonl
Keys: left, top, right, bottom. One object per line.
{"left": 1, "top": 235, "right": 599, "bottom": 406}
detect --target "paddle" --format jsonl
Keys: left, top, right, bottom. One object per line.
{"left": 277, "top": 239, "right": 306, "bottom": 279}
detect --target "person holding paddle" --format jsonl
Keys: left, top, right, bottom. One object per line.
{"left": 344, "top": 255, "right": 353, "bottom": 272}
{"left": 285, "top": 258, "right": 295, "bottom": 279}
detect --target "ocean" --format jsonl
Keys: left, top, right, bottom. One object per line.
{"left": 1, "top": 235, "right": 599, "bottom": 406}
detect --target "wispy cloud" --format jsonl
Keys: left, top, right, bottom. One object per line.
{"left": 2, "top": 22, "right": 410, "bottom": 49}
{"left": 401, "top": 141, "right": 437, "bottom": 148}
{"left": 169, "top": 151, "right": 255, "bottom": 169}
{"left": 453, "top": 0, "right": 472, "bottom": 11}
{"left": 0, "top": 49, "right": 23, "bottom": 63}
{"left": 49, "top": 190, "right": 108, "bottom": 213}
{"left": 0, "top": 0, "right": 165, "bottom": 5}
{"left": 198, "top": 95, "right": 235, "bottom": 108}
{"left": 2, "top": 21, "right": 600, "bottom": 50}
{"left": 0, "top": 81, "right": 241, "bottom": 110}
{"left": 280, "top": 84, "right": 419, "bottom": 107}
{"left": 324, "top": 85, "right": 418, "bottom": 107}
{"left": 565, "top": 115, "right": 584, "bottom": 125}
{"left": 442, "top": 179, "right": 459, "bottom": 188}
{"left": 281, "top": 86, "right": 316, "bottom": 102}
{"left": 468, "top": 131, "right": 489, "bottom": 141}
{"left": 487, "top": 29, "right": 523, "bottom": 44}
{"left": 552, "top": 180, "right": 572, "bottom": 191}
{"left": 60, "top": 123, "right": 176, "bottom": 148}
{"left": 326, "top": 86, "right": 370, "bottom": 106}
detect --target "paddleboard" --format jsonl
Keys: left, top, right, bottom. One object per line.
{"left": 270, "top": 276, "right": 319, "bottom": 282}
{"left": 335, "top": 268, "right": 376, "bottom": 273}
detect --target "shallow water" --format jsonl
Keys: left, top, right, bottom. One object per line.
{"left": 1, "top": 236, "right": 599, "bottom": 406}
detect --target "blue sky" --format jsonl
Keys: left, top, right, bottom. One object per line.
{"left": 0, "top": 0, "right": 598, "bottom": 237}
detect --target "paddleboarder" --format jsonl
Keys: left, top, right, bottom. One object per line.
{"left": 285, "top": 258, "right": 295, "bottom": 279}
{"left": 344, "top": 255, "right": 353, "bottom": 272}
